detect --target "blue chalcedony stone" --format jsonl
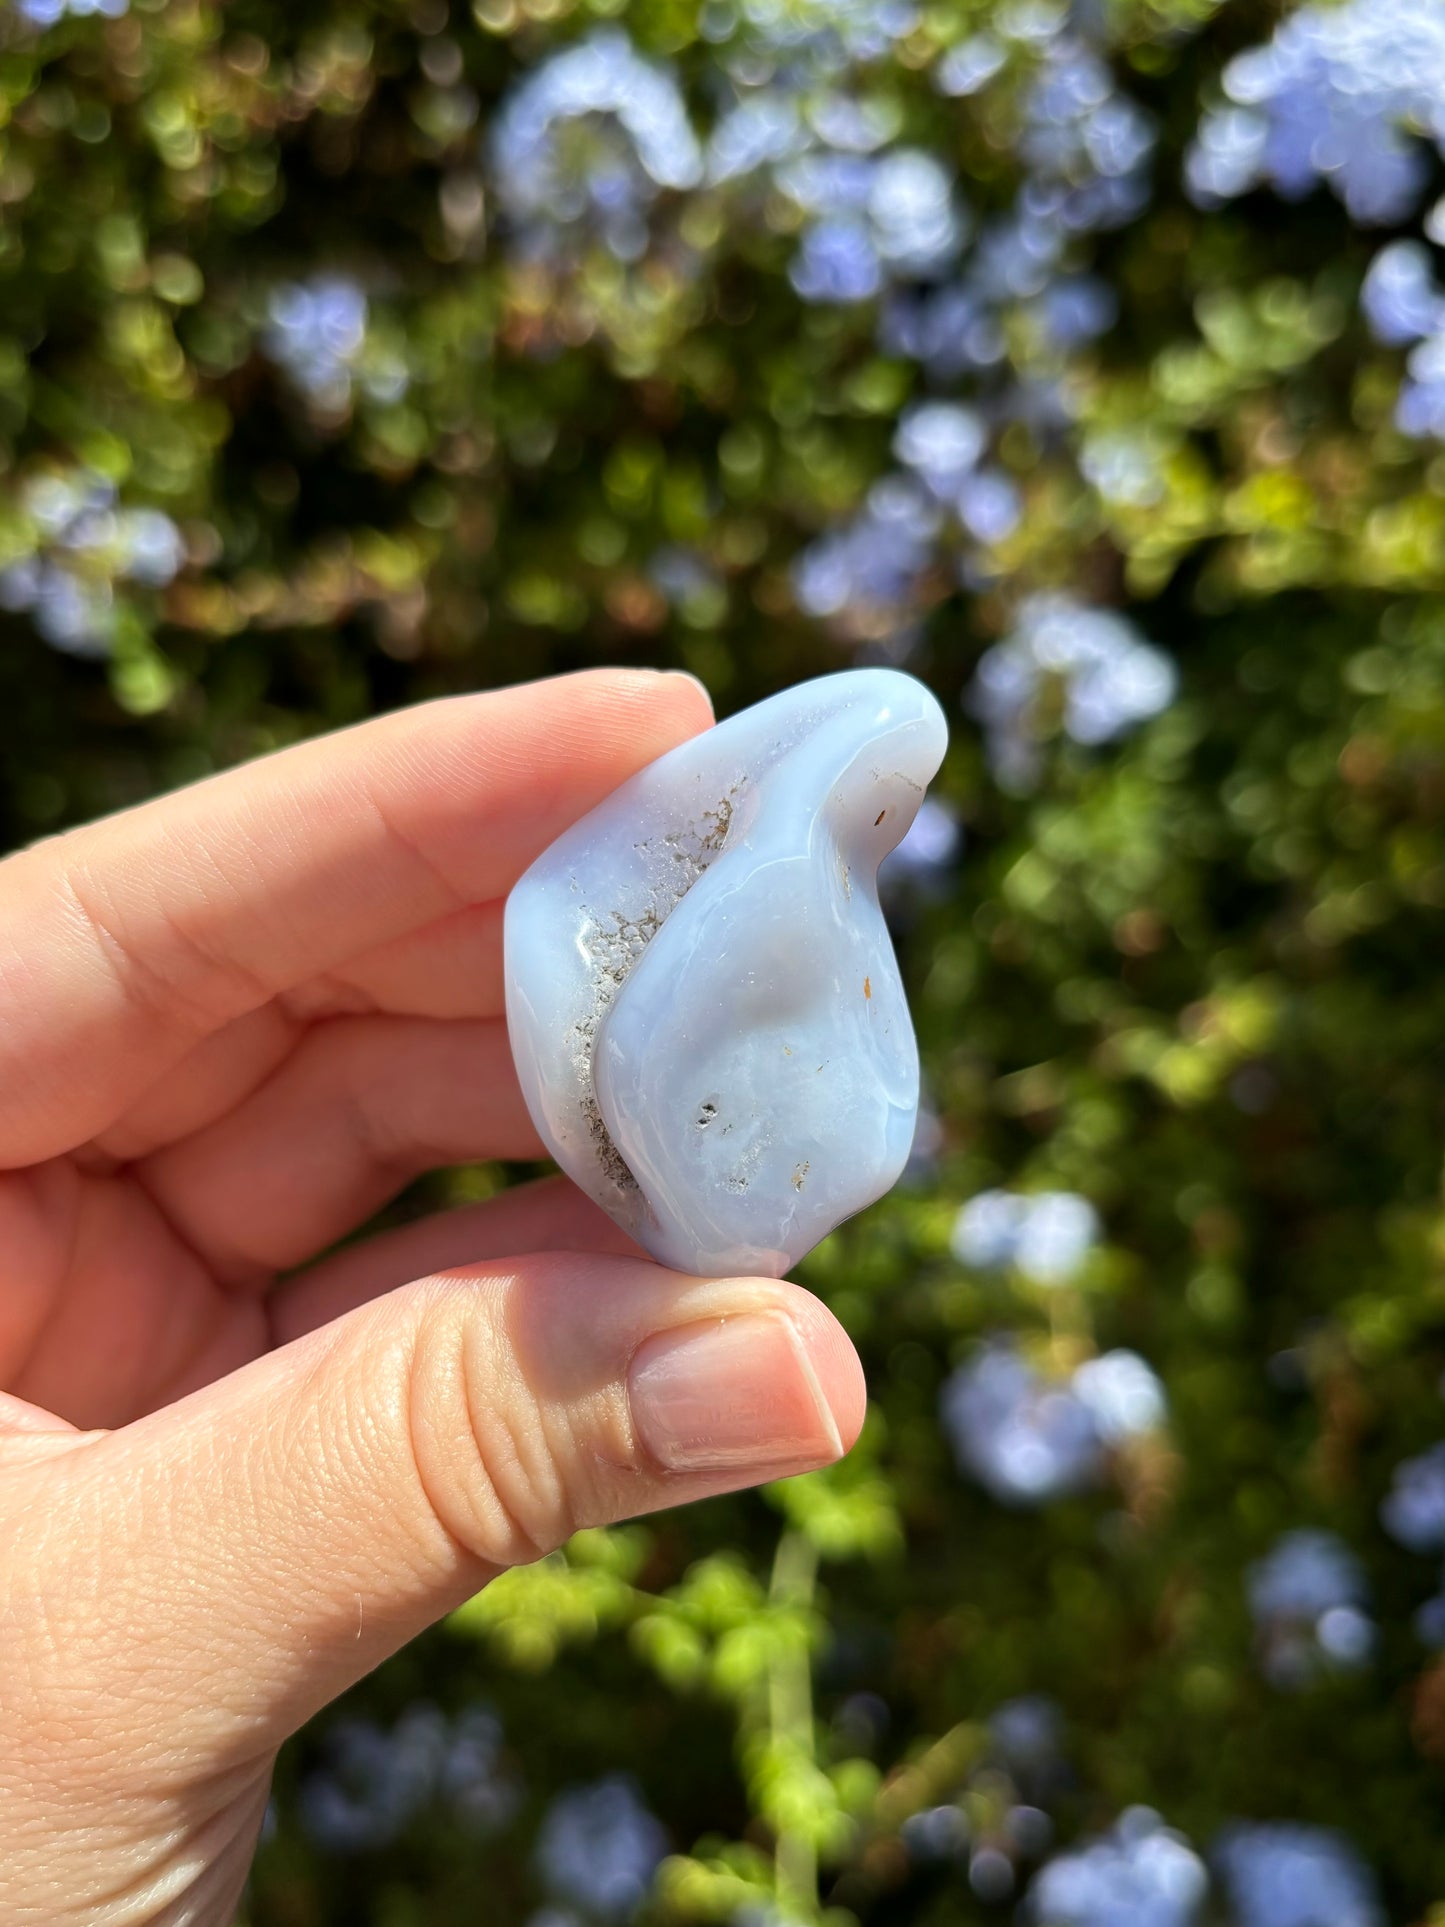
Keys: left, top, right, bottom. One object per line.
{"left": 504, "top": 669, "right": 948, "bottom": 1277}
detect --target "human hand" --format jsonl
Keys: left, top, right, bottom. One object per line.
{"left": 0, "top": 669, "right": 864, "bottom": 1926}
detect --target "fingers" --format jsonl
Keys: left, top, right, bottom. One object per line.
{"left": 138, "top": 1015, "right": 543, "bottom": 1284}
{"left": 0, "top": 668, "right": 712, "bottom": 1167}
{"left": 293, "top": 898, "right": 509, "bottom": 1023}
{"left": 94, "top": 901, "right": 506, "bottom": 1163}
{"left": 94, "top": 1002, "right": 299, "bottom": 1162}
{"left": 271, "top": 1174, "right": 642, "bottom": 1340}
{"left": 14, "top": 1255, "right": 865, "bottom": 1787}
{"left": 1, "top": 1161, "right": 260, "bottom": 1429}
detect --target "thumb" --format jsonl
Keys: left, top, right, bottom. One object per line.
{"left": 13, "top": 1255, "right": 863, "bottom": 1773}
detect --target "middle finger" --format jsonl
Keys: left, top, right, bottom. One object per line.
{"left": 96, "top": 899, "right": 511, "bottom": 1163}
{"left": 138, "top": 1014, "right": 543, "bottom": 1285}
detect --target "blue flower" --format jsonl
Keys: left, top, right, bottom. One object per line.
{"left": 956, "top": 469, "right": 1023, "bottom": 543}
{"left": 1183, "top": 105, "right": 1269, "bottom": 206}
{"left": 784, "top": 146, "right": 964, "bottom": 303}
{"left": 300, "top": 1704, "right": 451, "bottom": 1852}
{"left": 1397, "top": 334, "right": 1445, "bottom": 440}
{"left": 807, "top": 91, "right": 901, "bottom": 153}
{"left": 1212, "top": 1822, "right": 1383, "bottom": 1927}
{"left": 1036, "top": 273, "right": 1117, "bottom": 347}
{"left": 1018, "top": 38, "right": 1154, "bottom": 233}
{"left": 1071, "top": 1351, "right": 1167, "bottom": 1445}
{"left": 264, "top": 275, "right": 371, "bottom": 409}
{"left": 1381, "top": 1440, "right": 1445, "bottom": 1552}
{"left": 1414, "top": 1568, "right": 1445, "bottom": 1646}
{"left": 990, "top": 1693, "right": 1064, "bottom": 1771}
{"left": 490, "top": 30, "right": 702, "bottom": 261}
{"left": 535, "top": 1775, "right": 668, "bottom": 1919}
{"left": 706, "top": 92, "right": 807, "bottom": 183}
{"left": 726, "top": 0, "right": 919, "bottom": 65}
{"left": 1028, "top": 1808, "right": 1207, "bottom": 1927}
{"left": 941, "top": 1342, "right": 1101, "bottom": 1505}
{"left": 880, "top": 281, "right": 1006, "bottom": 377}
{"left": 299, "top": 1702, "right": 518, "bottom": 1853}
{"left": 1, "top": 470, "right": 185, "bottom": 657}
{"left": 935, "top": 34, "right": 1008, "bottom": 97}
{"left": 1186, "top": 0, "right": 1445, "bottom": 225}
{"left": 951, "top": 1188, "right": 1101, "bottom": 1283}
{"left": 2, "top": 564, "right": 115, "bottom": 658}
{"left": 791, "top": 473, "right": 939, "bottom": 639}
{"left": 1363, "top": 244, "right": 1445, "bottom": 347}
{"left": 791, "top": 217, "right": 884, "bottom": 302}
{"left": 893, "top": 401, "right": 987, "bottom": 493}
{"left": 969, "top": 593, "right": 1177, "bottom": 790}
{"left": 15, "top": 0, "right": 127, "bottom": 23}
{"left": 866, "top": 148, "right": 963, "bottom": 274}
{"left": 1246, "top": 1530, "right": 1375, "bottom": 1688}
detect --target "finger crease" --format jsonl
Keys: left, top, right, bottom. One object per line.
{"left": 362, "top": 793, "right": 474, "bottom": 923}
{"left": 53, "top": 861, "right": 268, "bottom": 1042}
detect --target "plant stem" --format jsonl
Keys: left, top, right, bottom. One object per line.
{"left": 768, "top": 1527, "right": 820, "bottom": 1922}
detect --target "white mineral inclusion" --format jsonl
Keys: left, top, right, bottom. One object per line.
{"left": 504, "top": 669, "right": 949, "bottom": 1278}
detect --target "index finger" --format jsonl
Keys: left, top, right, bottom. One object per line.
{"left": 0, "top": 668, "right": 712, "bottom": 1166}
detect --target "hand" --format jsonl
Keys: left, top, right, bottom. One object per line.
{"left": 0, "top": 668, "right": 863, "bottom": 1926}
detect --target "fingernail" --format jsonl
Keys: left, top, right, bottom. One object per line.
{"left": 629, "top": 1311, "right": 845, "bottom": 1476}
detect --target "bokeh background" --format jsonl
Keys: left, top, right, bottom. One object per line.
{"left": 7, "top": 0, "right": 1445, "bottom": 1920}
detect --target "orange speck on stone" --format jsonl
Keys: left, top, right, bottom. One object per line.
{"left": 863, "top": 975, "right": 872, "bottom": 999}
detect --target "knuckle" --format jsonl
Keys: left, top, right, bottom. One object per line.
{"left": 404, "top": 1279, "right": 583, "bottom": 1571}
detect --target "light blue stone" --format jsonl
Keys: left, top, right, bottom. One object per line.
{"left": 504, "top": 669, "right": 948, "bottom": 1278}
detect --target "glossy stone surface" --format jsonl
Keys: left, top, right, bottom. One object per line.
{"left": 504, "top": 669, "right": 949, "bottom": 1277}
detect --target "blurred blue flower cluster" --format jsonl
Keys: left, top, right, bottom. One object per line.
{"left": 1212, "top": 1822, "right": 1384, "bottom": 1927}
{"left": 723, "top": 0, "right": 919, "bottom": 69}
{"left": 940, "top": 1339, "right": 1166, "bottom": 1506}
{"left": 1028, "top": 1809, "right": 1381, "bottom": 1927}
{"left": 968, "top": 593, "right": 1178, "bottom": 791}
{"left": 951, "top": 1187, "right": 1100, "bottom": 1284}
{"left": 707, "top": 18, "right": 966, "bottom": 305}
{"left": 300, "top": 1715, "right": 666, "bottom": 1921}
{"left": 479, "top": 7, "right": 1167, "bottom": 686}
{"left": 1245, "top": 1530, "right": 1375, "bottom": 1689}
{"left": 263, "top": 276, "right": 407, "bottom": 414}
{"left": 300, "top": 1701, "right": 518, "bottom": 1853}
{"left": 1185, "top": 0, "right": 1445, "bottom": 224}
{"left": 1027, "top": 1807, "right": 1207, "bottom": 1927}
{"left": 894, "top": 19, "right": 1150, "bottom": 365}
{"left": 14, "top": 0, "right": 126, "bottom": 23}
{"left": 791, "top": 473, "right": 944, "bottom": 648}
{"left": 0, "top": 471, "right": 183, "bottom": 657}
{"left": 1361, "top": 242, "right": 1445, "bottom": 439}
{"left": 490, "top": 31, "right": 702, "bottom": 262}
{"left": 1381, "top": 1439, "right": 1445, "bottom": 1642}
{"left": 533, "top": 1774, "right": 669, "bottom": 1922}
{"left": 1195, "top": 0, "right": 1445, "bottom": 456}
{"left": 782, "top": 9, "right": 1157, "bottom": 643}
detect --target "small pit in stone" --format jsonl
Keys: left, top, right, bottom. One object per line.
{"left": 697, "top": 1100, "right": 719, "bottom": 1128}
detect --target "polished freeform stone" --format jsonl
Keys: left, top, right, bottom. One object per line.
{"left": 504, "top": 669, "right": 949, "bottom": 1278}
